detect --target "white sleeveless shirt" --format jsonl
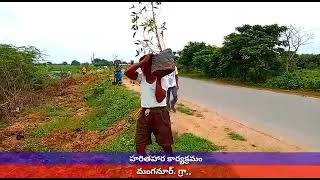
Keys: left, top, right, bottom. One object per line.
{"left": 136, "top": 68, "right": 168, "bottom": 108}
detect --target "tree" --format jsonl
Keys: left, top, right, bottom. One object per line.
{"left": 192, "top": 45, "right": 223, "bottom": 77}
{"left": 62, "top": 61, "right": 68, "bottom": 65}
{"left": 92, "top": 58, "right": 112, "bottom": 66}
{"left": 177, "top": 42, "right": 207, "bottom": 71}
{"left": 221, "top": 24, "right": 287, "bottom": 82}
{"left": 82, "top": 62, "right": 90, "bottom": 67}
{"left": 296, "top": 54, "right": 320, "bottom": 69}
{"left": 71, "top": 60, "right": 80, "bottom": 66}
{"left": 114, "top": 60, "right": 121, "bottom": 66}
{"left": 282, "top": 25, "right": 314, "bottom": 72}
{"left": 0, "top": 44, "right": 43, "bottom": 104}
{"left": 130, "top": 2, "right": 167, "bottom": 56}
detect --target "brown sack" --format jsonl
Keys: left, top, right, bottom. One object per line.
{"left": 151, "top": 48, "right": 175, "bottom": 77}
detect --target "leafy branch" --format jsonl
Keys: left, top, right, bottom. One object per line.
{"left": 130, "top": 2, "right": 167, "bottom": 56}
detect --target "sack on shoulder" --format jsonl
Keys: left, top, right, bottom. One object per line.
{"left": 151, "top": 48, "right": 175, "bottom": 77}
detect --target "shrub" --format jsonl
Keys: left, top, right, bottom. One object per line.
{"left": 266, "top": 70, "right": 320, "bottom": 90}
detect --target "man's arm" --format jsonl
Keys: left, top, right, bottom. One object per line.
{"left": 124, "top": 63, "right": 140, "bottom": 80}
{"left": 124, "top": 55, "right": 151, "bottom": 80}
{"left": 175, "top": 75, "right": 179, "bottom": 90}
{"left": 175, "top": 66, "right": 179, "bottom": 89}
{"left": 155, "top": 77, "right": 166, "bottom": 103}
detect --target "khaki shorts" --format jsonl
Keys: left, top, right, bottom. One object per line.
{"left": 135, "top": 107, "right": 173, "bottom": 146}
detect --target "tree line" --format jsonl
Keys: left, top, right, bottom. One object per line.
{"left": 176, "top": 24, "right": 320, "bottom": 90}
{"left": 48, "top": 58, "right": 128, "bottom": 67}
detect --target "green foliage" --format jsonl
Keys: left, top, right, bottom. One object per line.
{"left": 296, "top": 54, "right": 320, "bottom": 70}
{"left": 130, "top": 2, "right": 166, "bottom": 56}
{"left": 92, "top": 58, "right": 113, "bottom": 66}
{"left": 26, "top": 138, "right": 50, "bottom": 152}
{"left": 176, "top": 24, "right": 320, "bottom": 88}
{"left": 192, "top": 46, "right": 224, "bottom": 77}
{"left": 0, "top": 44, "right": 43, "bottom": 103}
{"left": 177, "top": 42, "right": 207, "bottom": 71}
{"left": 266, "top": 70, "right": 320, "bottom": 90}
{"left": 29, "top": 105, "right": 74, "bottom": 137}
{"left": 71, "top": 60, "right": 80, "bottom": 66}
{"left": 177, "top": 103, "right": 194, "bottom": 116}
{"left": 82, "top": 81, "right": 140, "bottom": 130}
{"left": 221, "top": 24, "right": 286, "bottom": 82}
{"left": 98, "top": 124, "right": 219, "bottom": 152}
{"left": 31, "top": 65, "right": 53, "bottom": 90}
{"left": 228, "top": 132, "right": 246, "bottom": 141}
{"left": 174, "top": 133, "right": 220, "bottom": 152}
{"left": 37, "top": 64, "right": 98, "bottom": 76}
{"left": 82, "top": 62, "right": 90, "bottom": 67}
{"left": 0, "top": 121, "right": 7, "bottom": 128}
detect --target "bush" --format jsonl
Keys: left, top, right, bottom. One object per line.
{"left": 0, "top": 44, "right": 47, "bottom": 119}
{"left": 0, "top": 44, "right": 42, "bottom": 103}
{"left": 31, "top": 65, "right": 53, "bottom": 90}
{"left": 296, "top": 54, "right": 320, "bottom": 70}
{"left": 265, "top": 70, "right": 320, "bottom": 90}
{"left": 71, "top": 60, "right": 80, "bottom": 66}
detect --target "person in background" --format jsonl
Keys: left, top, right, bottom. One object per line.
{"left": 124, "top": 54, "right": 173, "bottom": 153}
{"left": 114, "top": 62, "right": 122, "bottom": 85}
{"left": 165, "top": 61, "right": 179, "bottom": 112}
{"left": 81, "top": 66, "right": 87, "bottom": 75}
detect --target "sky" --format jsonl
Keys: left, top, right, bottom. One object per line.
{"left": 1, "top": 2, "right": 320, "bottom": 64}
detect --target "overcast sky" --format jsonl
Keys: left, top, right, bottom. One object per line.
{"left": 1, "top": 2, "right": 320, "bottom": 63}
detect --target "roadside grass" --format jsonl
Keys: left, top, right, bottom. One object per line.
{"left": 26, "top": 105, "right": 74, "bottom": 151}
{"left": 82, "top": 80, "right": 140, "bottom": 131}
{"left": 17, "top": 71, "right": 221, "bottom": 153}
{"left": 29, "top": 104, "right": 74, "bottom": 137}
{"left": 177, "top": 103, "right": 194, "bottom": 116}
{"left": 37, "top": 64, "right": 100, "bottom": 75}
{"left": 0, "top": 121, "right": 7, "bottom": 128}
{"left": 26, "top": 138, "right": 50, "bottom": 152}
{"left": 25, "top": 72, "right": 141, "bottom": 151}
{"left": 95, "top": 114, "right": 137, "bottom": 152}
{"left": 174, "top": 133, "right": 220, "bottom": 152}
{"left": 98, "top": 122, "right": 219, "bottom": 152}
{"left": 228, "top": 132, "right": 246, "bottom": 141}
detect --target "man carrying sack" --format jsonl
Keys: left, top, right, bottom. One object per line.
{"left": 124, "top": 54, "right": 174, "bottom": 153}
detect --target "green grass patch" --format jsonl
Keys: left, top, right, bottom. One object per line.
{"left": 36, "top": 64, "right": 98, "bottom": 75}
{"left": 265, "top": 69, "right": 320, "bottom": 91}
{"left": 173, "top": 133, "right": 220, "bottom": 152}
{"left": 98, "top": 119, "right": 219, "bottom": 152}
{"left": 82, "top": 81, "right": 140, "bottom": 131}
{"left": 39, "top": 105, "right": 67, "bottom": 117}
{"left": 96, "top": 115, "right": 164, "bottom": 152}
{"left": 96, "top": 115, "right": 137, "bottom": 152}
{"left": 177, "top": 103, "right": 194, "bottom": 116}
{"left": 29, "top": 105, "right": 74, "bottom": 137}
{"left": 0, "top": 121, "right": 7, "bottom": 128}
{"left": 228, "top": 132, "right": 246, "bottom": 141}
{"left": 26, "top": 138, "right": 50, "bottom": 152}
